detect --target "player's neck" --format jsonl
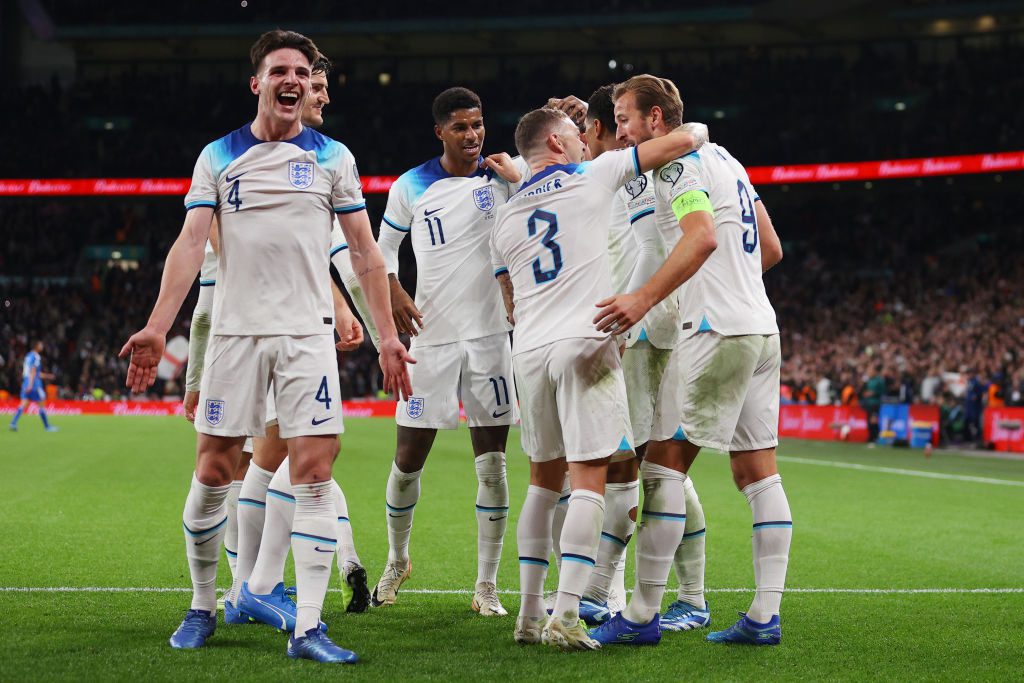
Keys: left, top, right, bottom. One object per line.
{"left": 439, "top": 152, "right": 479, "bottom": 178}
{"left": 529, "top": 152, "right": 570, "bottom": 174}
{"left": 250, "top": 114, "right": 303, "bottom": 142}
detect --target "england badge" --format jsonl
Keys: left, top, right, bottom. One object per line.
{"left": 288, "top": 161, "right": 315, "bottom": 189}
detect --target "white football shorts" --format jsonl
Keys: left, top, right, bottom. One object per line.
{"left": 514, "top": 337, "right": 634, "bottom": 463}
{"left": 621, "top": 340, "right": 674, "bottom": 448}
{"left": 396, "top": 332, "right": 515, "bottom": 430}
{"left": 651, "top": 332, "right": 780, "bottom": 452}
{"left": 196, "top": 334, "right": 343, "bottom": 440}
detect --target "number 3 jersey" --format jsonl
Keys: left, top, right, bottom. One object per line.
{"left": 653, "top": 142, "right": 778, "bottom": 339}
{"left": 377, "top": 156, "right": 528, "bottom": 347}
{"left": 491, "top": 147, "right": 640, "bottom": 355}
{"left": 184, "top": 123, "right": 365, "bottom": 337}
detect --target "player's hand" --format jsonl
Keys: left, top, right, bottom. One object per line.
{"left": 677, "top": 121, "right": 709, "bottom": 150}
{"left": 593, "top": 291, "right": 652, "bottom": 334}
{"left": 119, "top": 326, "right": 166, "bottom": 393}
{"left": 546, "top": 96, "right": 588, "bottom": 128}
{"left": 482, "top": 153, "right": 522, "bottom": 183}
{"left": 379, "top": 337, "right": 416, "bottom": 401}
{"left": 335, "top": 311, "right": 365, "bottom": 352}
{"left": 390, "top": 279, "right": 424, "bottom": 336}
{"left": 183, "top": 390, "right": 200, "bottom": 422}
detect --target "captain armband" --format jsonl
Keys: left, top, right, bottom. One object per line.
{"left": 671, "top": 190, "right": 713, "bottom": 222}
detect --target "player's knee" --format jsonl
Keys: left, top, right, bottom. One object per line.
{"left": 195, "top": 456, "right": 236, "bottom": 487}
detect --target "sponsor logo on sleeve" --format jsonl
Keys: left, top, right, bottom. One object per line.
{"left": 624, "top": 174, "right": 647, "bottom": 199}
{"left": 658, "top": 162, "right": 683, "bottom": 186}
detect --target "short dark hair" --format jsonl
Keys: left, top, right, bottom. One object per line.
{"left": 613, "top": 74, "right": 684, "bottom": 128}
{"left": 312, "top": 53, "right": 332, "bottom": 77}
{"left": 514, "top": 107, "right": 573, "bottom": 160}
{"left": 432, "top": 87, "right": 482, "bottom": 125}
{"left": 586, "top": 84, "right": 617, "bottom": 136}
{"left": 249, "top": 29, "right": 319, "bottom": 75}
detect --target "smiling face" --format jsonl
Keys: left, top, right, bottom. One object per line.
{"left": 436, "top": 108, "right": 485, "bottom": 164}
{"left": 250, "top": 47, "right": 311, "bottom": 131}
{"left": 613, "top": 90, "right": 656, "bottom": 146}
{"left": 302, "top": 70, "right": 330, "bottom": 127}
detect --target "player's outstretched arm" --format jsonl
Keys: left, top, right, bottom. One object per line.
{"left": 634, "top": 122, "right": 708, "bottom": 174}
{"left": 332, "top": 279, "right": 364, "bottom": 352}
{"left": 594, "top": 210, "right": 716, "bottom": 333}
{"left": 339, "top": 210, "right": 415, "bottom": 400}
{"left": 120, "top": 206, "right": 213, "bottom": 393}
{"left": 755, "top": 200, "right": 783, "bottom": 272}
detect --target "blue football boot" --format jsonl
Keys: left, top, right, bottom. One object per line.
{"left": 168, "top": 609, "right": 216, "bottom": 649}
{"left": 223, "top": 598, "right": 253, "bottom": 625}
{"left": 588, "top": 612, "right": 662, "bottom": 646}
{"left": 578, "top": 597, "right": 612, "bottom": 626}
{"left": 238, "top": 582, "right": 296, "bottom": 632}
{"left": 706, "top": 613, "right": 781, "bottom": 645}
{"left": 661, "top": 600, "right": 711, "bottom": 632}
{"left": 287, "top": 627, "right": 358, "bottom": 664}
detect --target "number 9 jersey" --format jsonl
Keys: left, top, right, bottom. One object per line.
{"left": 653, "top": 142, "right": 778, "bottom": 339}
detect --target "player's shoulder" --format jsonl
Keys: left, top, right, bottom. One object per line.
{"left": 288, "top": 127, "right": 355, "bottom": 169}
{"left": 198, "top": 123, "right": 257, "bottom": 177}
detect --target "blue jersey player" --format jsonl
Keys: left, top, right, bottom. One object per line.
{"left": 9, "top": 341, "right": 57, "bottom": 432}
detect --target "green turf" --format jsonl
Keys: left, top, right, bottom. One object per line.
{"left": 2, "top": 416, "right": 1023, "bottom": 680}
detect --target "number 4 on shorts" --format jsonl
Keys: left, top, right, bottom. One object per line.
{"left": 315, "top": 376, "right": 332, "bottom": 411}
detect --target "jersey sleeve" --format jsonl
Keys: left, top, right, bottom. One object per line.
{"left": 332, "top": 147, "right": 366, "bottom": 215}
{"left": 624, "top": 180, "right": 663, "bottom": 293}
{"left": 656, "top": 153, "right": 707, "bottom": 206}
{"left": 585, "top": 148, "right": 641, "bottom": 193}
{"left": 490, "top": 230, "right": 508, "bottom": 279}
{"left": 184, "top": 145, "right": 218, "bottom": 210}
{"left": 377, "top": 176, "right": 413, "bottom": 274}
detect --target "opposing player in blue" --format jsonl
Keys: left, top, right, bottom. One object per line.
{"left": 120, "top": 30, "right": 412, "bottom": 664}
{"left": 9, "top": 341, "right": 57, "bottom": 432}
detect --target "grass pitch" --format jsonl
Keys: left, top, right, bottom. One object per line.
{"left": 2, "top": 415, "right": 1023, "bottom": 681}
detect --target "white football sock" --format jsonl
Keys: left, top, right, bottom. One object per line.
{"left": 385, "top": 462, "right": 421, "bottom": 566}
{"left": 624, "top": 461, "right": 686, "bottom": 625}
{"left": 552, "top": 489, "right": 605, "bottom": 626}
{"left": 517, "top": 485, "right": 560, "bottom": 619}
{"left": 744, "top": 474, "right": 792, "bottom": 623}
{"left": 332, "top": 480, "right": 361, "bottom": 569}
{"left": 226, "top": 461, "right": 273, "bottom": 604}
{"left": 182, "top": 473, "right": 230, "bottom": 612}
{"left": 674, "top": 476, "right": 707, "bottom": 609}
{"left": 586, "top": 480, "right": 638, "bottom": 603}
{"left": 246, "top": 459, "right": 294, "bottom": 595}
{"left": 550, "top": 473, "right": 570, "bottom": 571}
{"left": 291, "top": 481, "right": 336, "bottom": 635}
{"left": 474, "top": 452, "right": 509, "bottom": 585}
{"left": 224, "top": 480, "right": 243, "bottom": 579}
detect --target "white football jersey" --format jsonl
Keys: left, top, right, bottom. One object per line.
{"left": 653, "top": 142, "right": 777, "bottom": 338}
{"left": 491, "top": 148, "right": 640, "bottom": 355}
{"left": 376, "top": 156, "right": 527, "bottom": 347}
{"left": 609, "top": 172, "right": 679, "bottom": 349}
{"left": 184, "top": 123, "right": 364, "bottom": 336}
{"left": 329, "top": 217, "right": 380, "bottom": 349}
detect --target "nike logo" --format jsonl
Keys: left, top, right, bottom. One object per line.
{"left": 194, "top": 536, "right": 217, "bottom": 546}
{"left": 492, "top": 409, "right": 511, "bottom": 418}
{"left": 311, "top": 416, "right": 335, "bottom": 426}
{"left": 424, "top": 207, "right": 442, "bottom": 216}
{"left": 488, "top": 515, "right": 507, "bottom": 522}
{"left": 314, "top": 546, "right": 334, "bottom": 553}
{"left": 225, "top": 171, "right": 247, "bottom": 182}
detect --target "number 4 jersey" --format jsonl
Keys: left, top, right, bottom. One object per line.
{"left": 653, "top": 142, "right": 778, "bottom": 339}
{"left": 491, "top": 147, "right": 641, "bottom": 355}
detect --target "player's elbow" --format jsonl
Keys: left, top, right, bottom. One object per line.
{"left": 697, "top": 226, "right": 718, "bottom": 258}
{"left": 764, "top": 241, "right": 783, "bottom": 269}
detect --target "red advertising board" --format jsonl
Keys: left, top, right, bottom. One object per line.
{"left": 0, "top": 399, "right": 398, "bottom": 418}
{"left": 1, "top": 152, "right": 1020, "bottom": 197}
{"left": 778, "top": 404, "right": 869, "bottom": 442}
{"left": 983, "top": 407, "right": 1024, "bottom": 454}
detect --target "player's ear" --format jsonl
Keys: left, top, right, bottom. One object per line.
{"left": 434, "top": 124, "right": 443, "bottom": 142}
{"left": 649, "top": 105, "right": 663, "bottom": 129}
{"left": 250, "top": 75, "right": 260, "bottom": 96}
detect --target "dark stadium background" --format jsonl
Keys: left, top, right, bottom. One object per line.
{"left": 2, "top": 0, "right": 1021, "bottom": 446}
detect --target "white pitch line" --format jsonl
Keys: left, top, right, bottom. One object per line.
{"left": 775, "top": 455, "right": 1024, "bottom": 487}
{"left": 2, "top": 587, "right": 1022, "bottom": 595}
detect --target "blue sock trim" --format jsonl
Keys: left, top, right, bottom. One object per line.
{"left": 291, "top": 531, "right": 337, "bottom": 545}
{"left": 225, "top": 548, "right": 238, "bottom": 558}
{"left": 267, "top": 489, "right": 295, "bottom": 503}
{"left": 683, "top": 528, "right": 706, "bottom": 539}
{"left": 337, "top": 516, "right": 350, "bottom": 523}
{"left": 643, "top": 511, "right": 687, "bottom": 521}
{"left": 561, "top": 553, "right": 595, "bottom": 566}
{"left": 183, "top": 517, "right": 228, "bottom": 537}
{"left": 518, "top": 556, "right": 549, "bottom": 567}
{"left": 386, "top": 501, "right": 416, "bottom": 513}
{"left": 475, "top": 504, "right": 509, "bottom": 512}
{"left": 600, "top": 531, "right": 629, "bottom": 547}
{"left": 753, "top": 521, "right": 793, "bottom": 530}
{"left": 238, "top": 498, "right": 266, "bottom": 508}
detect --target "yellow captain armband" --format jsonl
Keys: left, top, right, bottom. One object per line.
{"left": 671, "top": 190, "right": 713, "bottom": 222}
